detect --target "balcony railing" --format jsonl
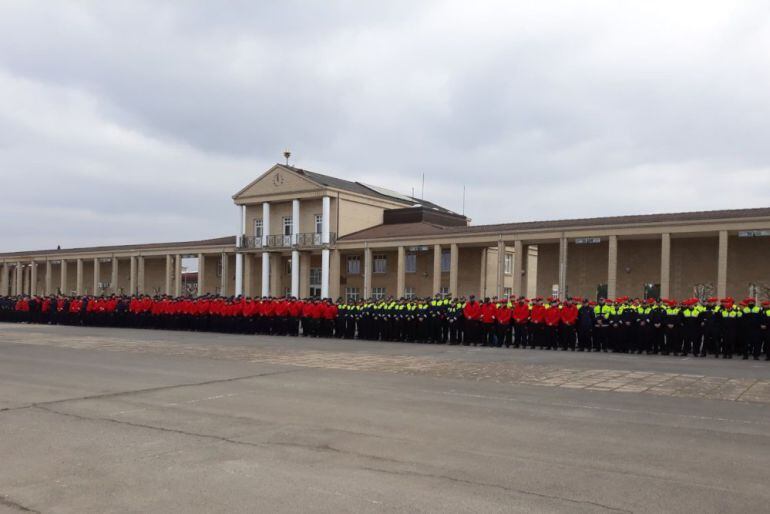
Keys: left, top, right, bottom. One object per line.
{"left": 239, "top": 232, "right": 337, "bottom": 250}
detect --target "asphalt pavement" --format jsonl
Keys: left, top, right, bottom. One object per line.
{"left": 1, "top": 323, "right": 769, "bottom": 513}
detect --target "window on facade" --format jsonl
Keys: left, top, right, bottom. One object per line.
{"left": 372, "top": 287, "right": 386, "bottom": 300}
{"left": 404, "top": 287, "right": 416, "bottom": 300}
{"left": 286, "top": 259, "right": 292, "bottom": 275}
{"left": 345, "top": 287, "right": 360, "bottom": 302}
{"left": 441, "top": 250, "right": 451, "bottom": 273}
{"left": 405, "top": 253, "right": 417, "bottom": 273}
{"left": 347, "top": 256, "right": 361, "bottom": 274}
{"left": 503, "top": 287, "right": 512, "bottom": 298}
{"left": 439, "top": 287, "right": 450, "bottom": 298}
{"left": 373, "top": 254, "right": 387, "bottom": 274}
{"left": 310, "top": 268, "right": 321, "bottom": 286}
{"left": 283, "top": 216, "right": 293, "bottom": 236}
{"left": 315, "top": 214, "right": 323, "bottom": 234}
{"left": 254, "top": 219, "right": 263, "bottom": 238}
{"left": 504, "top": 253, "right": 513, "bottom": 275}
{"left": 284, "top": 287, "right": 291, "bottom": 298}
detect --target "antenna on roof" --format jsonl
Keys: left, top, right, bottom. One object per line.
{"left": 421, "top": 173, "right": 425, "bottom": 200}
{"left": 462, "top": 185, "right": 466, "bottom": 216}
{"left": 283, "top": 150, "right": 291, "bottom": 166}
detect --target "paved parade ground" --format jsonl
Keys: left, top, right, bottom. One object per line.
{"left": 1, "top": 324, "right": 769, "bottom": 513}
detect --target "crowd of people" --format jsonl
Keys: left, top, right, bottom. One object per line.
{"left": 1, "top": 293, "right": 769, "bottom": 360}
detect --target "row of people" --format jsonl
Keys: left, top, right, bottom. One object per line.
{"left": 1, "top": 294, "right": 768, "bottom": 360}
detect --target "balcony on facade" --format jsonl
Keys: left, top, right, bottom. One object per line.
{"left": 239, "top": 232, "right": 337, "bottom": 250}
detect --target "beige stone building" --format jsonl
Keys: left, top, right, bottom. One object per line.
{"left": 2, "top": 164, "right": 769, "bottom": 301}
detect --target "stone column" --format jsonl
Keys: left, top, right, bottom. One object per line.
{"left": 496, "top": 240, "right": 505, "bottom": 298}
{"left": 16, "top": 261, "right": 23, "bottom": 295}
{"left": 197, "top": 254, "right": 206, "bottom": 297}
{"left": 165, "top": 255, "right": 173, "bottom": 295}
{"left": 45, "top": 260, "right": 52, "bottom": 296}
{"left": 262, "top": 202, "right": 271, "bottom": 246}
{"left": 93, "top": 258, "right": 101, "bottom": 296}
{"left": 291, "top": 250, "right": 300, "bottom": 298}
{"left": 111, "top": 257, "right": 119, "bottom": 295}
{"left": 396, "top": 246, "right": 405, "bottom": 298}
{"left": 60, "top": 260, "right": 68, "bottom": 295}
{"left": 1, "top": 263, "right": 8, "bottom": 296}
{"left": 363, "top": 247, "right": 373, "bottom": 299}
{"left": 243, "top": 254, "right": 253, "bottom": 298}
{"left": 321, "top": 196, "right": 331, "bottom": 244}
{"left": 220, "top": 253, "right": 229, "bottom": 296}
{"left": 433, "top": 244, "right": 442, "bottom": 295}
{"left": 717, "top": 230, "right": 728, "bottom": 298}
{"left": 75, "top": 258, "right": 84, "bottom": 295}
{"left": 321, "top": 249, "right": 330, "bottom": 298}
{"left": 137, "top": 256, "right": 145, "bottom": 295}
{"left": 558, "top": 237, "right": 568, "bottom": 301}
{"left": 479, "top": 248, "right": 488, "bottom": 298}
{"left": 292, "top": 199, "right": 300, "bottom": 245}
{"left": 261, "top": 252, "right": 270, "bottom": 297}
{"left": 235, "top": 204, "right": 245, "bottom": 296}
{"left": 512, "top": 240, "right": 523, "bottom": 298}
{"left": 449, "top": 243, "right": 459, "bottom": 298}
{"left": 660, "top": 233, "right": 671, "bottom": 299}
{"left": 174, "top": 255, "right": 183, "bottom": 297}
{"left": 329, "top": 249, "right": 341, "bottom": 300}
{"left": 129, "top": 256, "right": 137, "bottom": 295}
{"left": 607, "top": 235, "right": 618, "bottom": 300}
{"left": 30, "top": 261, "right": 38, "bottom": 296}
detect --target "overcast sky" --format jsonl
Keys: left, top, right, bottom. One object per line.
{"left": 1, "top": 1, "right": 769, "bottom": 252}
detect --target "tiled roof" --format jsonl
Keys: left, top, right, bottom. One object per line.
{"left": 339, "top": 207, "right": 770, "bottom": 241}
{"left": 285, "top": 165, "right": 456, "bottom": 214}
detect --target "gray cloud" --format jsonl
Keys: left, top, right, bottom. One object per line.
{"left": 1, "top": 0, "right": 769, "bottom": 251}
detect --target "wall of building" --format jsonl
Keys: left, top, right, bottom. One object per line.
{"left": 727, "top": 235, "right": 770, "bottom": 298}
{"left": 337, "top": 198, "right": 385, "bottom": 237}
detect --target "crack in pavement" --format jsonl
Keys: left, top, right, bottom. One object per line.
{"left": 0, "top": 368, "right": 302, "bottom": 414}
{"left": 359, "top": 466, "right": 633, "bottom": 513}
{"left": 0, "top": 494, "right": 40, "bottom": 513}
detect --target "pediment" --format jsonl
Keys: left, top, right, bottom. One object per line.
{"left": 233, "top": 164, "right": 323, "bottom": 200}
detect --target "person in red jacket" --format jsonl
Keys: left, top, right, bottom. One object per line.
{"left": 544, "top": 299, "right": 562, "bottom": 350}
{"left": 322, "top": 300, "right": 338, "bottom": 338}
{"left": 463, "top": 295, "right": 482, "bottom": 346}
{"left": 560, "top": 299, "right": 579, "bottom": 350}
{"left": 496, "top": 299, "right": 512, "bottom": 348}
{"left": 480, "top": 298, "right": 497, "bottom": 347}
{"left": 512, "top": 297, "right": 530, "bottom": 348}
{"left": 529, "top": 298, "right": 546, "bottom": 349}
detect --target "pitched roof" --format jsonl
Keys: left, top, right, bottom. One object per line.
{"left": 0, "top": 236, "right": 236, "bottom": 258}
{"left": 339, "top": 207, "right": 770, "bottom": 241}
{"left": 284, "top": 165, "right": 457, "bottom": 215}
